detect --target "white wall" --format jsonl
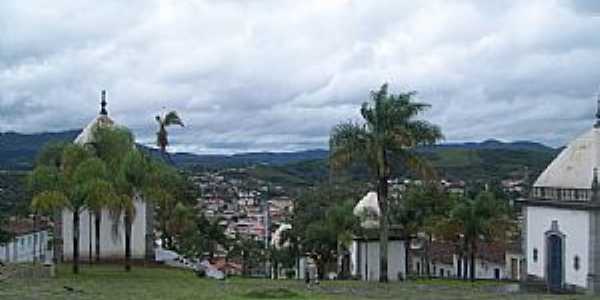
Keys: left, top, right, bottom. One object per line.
{"left": 526, "top": 206, "right": 589, "bottom": 288}
{"left": 455, "top": 257, "right": 505, "bottom": 280}
{"left": 350, "top": 240, "right": 406, "bottom": 282}
{"left": 0, "top": 230, "right": 49, "bottom": 263}
{"left": 409, "top": 255, "right": 455, "bottom": 278}
{"left": 62, "top": 198, "right": 148, "bottom": 260}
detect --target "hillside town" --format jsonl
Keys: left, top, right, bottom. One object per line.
{"left": 2, "top": 1, "right": 600, "bottom": 300}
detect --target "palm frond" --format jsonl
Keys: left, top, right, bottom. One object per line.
{"left": 28, "top": 165, "right": 65, "bottom": 195}
{"left": 329, "top": 121, "right": 368, "bottom": 172}
{"left": 31, "top": 191, "right": 68, "bottom": 214}
{"left": 35, "top": 141, "right": 68, "bottom": 168}
{"left": 62, "top": 144, "right": 93, "bottom": 182}
{"left": 164, "top": 111, "right": 184, "bottom": 127}
{"left": 402, "top": 120, "right": 444, "bottom": 146}
{"left": 72, "top": 158, "right": 108, "bottom": 185}
{"left": 399, "top": 150, "right": 438, "bottom": 181}
{"left": 81, "top": 178, "right": 116, "bottom": 211}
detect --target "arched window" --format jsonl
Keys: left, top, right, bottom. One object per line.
{"left": 574, "top": 256, "right": 580, "bottom": 271}
{"left": 533, "top": 248, "right": 538, "bottom": 262}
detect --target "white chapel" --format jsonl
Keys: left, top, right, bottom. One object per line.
{"left": 524, "top": 99, "right": 600, "bottom": 293}
{"left": 59, "top": 91, "right": 154, "bottom": 262}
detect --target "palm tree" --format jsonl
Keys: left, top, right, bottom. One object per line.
{"left": 155, "top": 110, "right": 184, "bottom": 155}
{"left": 329, "top": 83, "right": 443, "bottom": 282}
{"left": 89, "top": 127, "right": 144, "bottom": 271}
{"left": 110, "top": 149, "right": 150, "bottom": 272}
{"left": 77, "top": 159, "right": 115, "bottom": 263}
{"left": 29, "top": 142, "right": 68, "bottom": 265}
{"left": 448, "top": 192, "right": 510, "bottom": 281}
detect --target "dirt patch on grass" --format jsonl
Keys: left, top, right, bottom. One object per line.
{"left": 243, "top": 287, "right": 299, "bottom": 299}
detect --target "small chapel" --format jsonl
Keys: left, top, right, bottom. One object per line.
{"left": 523, "top": 97, "right": 600, "bottom": 294}
{"left": 58, "top": 91, "right": 154, "bottom": 262}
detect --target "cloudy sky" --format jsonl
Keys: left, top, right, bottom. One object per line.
{"left": 2, "top": 0, "right": 600, "bottom": 154}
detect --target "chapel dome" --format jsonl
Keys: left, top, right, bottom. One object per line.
{"left": 534, "top": 123, "right": 600, "bottom": 190}
{"left": 73, "top": 90, "right": 116, "bottom": 145}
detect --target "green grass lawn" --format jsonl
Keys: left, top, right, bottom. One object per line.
{"left": 0, "top": 264, "right": 595, "bottom": 300}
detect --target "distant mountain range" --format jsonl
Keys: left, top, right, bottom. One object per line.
{"left": 424, "top": 139, "right": 555, "bottom": 152}
{"left": 0, "top": 130, "right": 559, "bottom": 183}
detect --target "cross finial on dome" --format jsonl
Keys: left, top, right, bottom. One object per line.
{"left": 100, "top": 90, "right": 107, "bottom": 116}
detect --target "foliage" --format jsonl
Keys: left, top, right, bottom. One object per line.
{"left": 228, "top": 236, "right": 267, "bottom": 276}
{"left": 436, "top": 191, "right": 513, "bottom": 281}
{"left": 291, "top": 184, "right": 362, "bottom": 278}
{"left": 176, "top": 215, "right": 228, "bottom": 259}
{"left": 143, "top": 161, "right": 199, "bottom": 250}
{"left": 0, "top": 171, "right": 31, "bottom": 217}
{"left": 0, "top": 216, "right": 10, "bottom": 244}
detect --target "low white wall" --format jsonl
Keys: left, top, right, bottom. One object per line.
{"left": 0, "top": 230, "right": 49, "bottom": 263}
{"left": 350, "top": 240, "right": 406, "bottom": 281}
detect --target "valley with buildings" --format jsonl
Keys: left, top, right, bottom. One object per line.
{"left": 2, "top": 1, "right": 600, "bottom": 299}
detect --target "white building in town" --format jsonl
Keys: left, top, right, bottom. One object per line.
{"left": 350, "top": 192, "right": 407, "bottom": 281}
{"left": 0, "top": 219, "right": 50, "bottom": 263}
{"left": 523, "top": 101, "right": 600, "bottom": 293}
{"left": 59, "top": 91, "right": 154, "bottom": 261}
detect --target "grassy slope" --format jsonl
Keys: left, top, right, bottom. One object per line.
{"left": 0, "top": 264, "right": 594, "bottom": 300}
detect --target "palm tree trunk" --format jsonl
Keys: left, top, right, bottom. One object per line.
{"left": 405, "top": 236, "right": 410, "bottom": 278}
{"left": 73, "top": 210, "right": 80, "bottom": 274}
{"left": 470, "top": 240, "right": 476, "bottom": 282}
{"left": 88, "top": 213, "right": 92, "bottom": 264}
{"left": 95, "top": 211, "right": 101, "bottom": 262}
{"left": 462, "top": 238, "right": 468, "bottom": 280}
{"left": 273, "top": 261, "right": 279, "bottom": 279}
{"left": 378, "top": 177, "right": 389, "bottom": 283}
{"left": 125, "top": 212, "right": 132, "bottom": 272}
{"left": 52, "top": 210, "right": 61, "bottom": 265}
{"left": 32, "top": 214, "right": 37, "bottom": 263}
{"left": 424, "top": 235, "right": 431, "bottom": 277}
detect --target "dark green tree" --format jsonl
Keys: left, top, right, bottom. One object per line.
{"left": 292, "top": 184, "right": 360, "bottom": 279}
{"left": 442, "top": 191, "right": 512, "bottom": 281}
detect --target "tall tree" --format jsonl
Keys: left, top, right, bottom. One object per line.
{"left": 329, "top": 84, "right": 443, "bottom": 282}
{"left": 88, "top": 126, "right": 141, "bottom": 264}
{"left": 28, "top": 142, "right": 68, "bottom": 265}
{"left": 143, "top": 162, "right": 192, "bottom": 250}
{"left": 392, "top": 183, "right": 452, "bottom": 277}
{"left": 110, "top": 149, "right": 150, "bottom": 272}
{"left": 155, "top": 111, "right": 184, "bottom": 154}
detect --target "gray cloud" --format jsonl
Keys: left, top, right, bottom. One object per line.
{"left": 1, "top": 0, "right": 600, "bottom": 153}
